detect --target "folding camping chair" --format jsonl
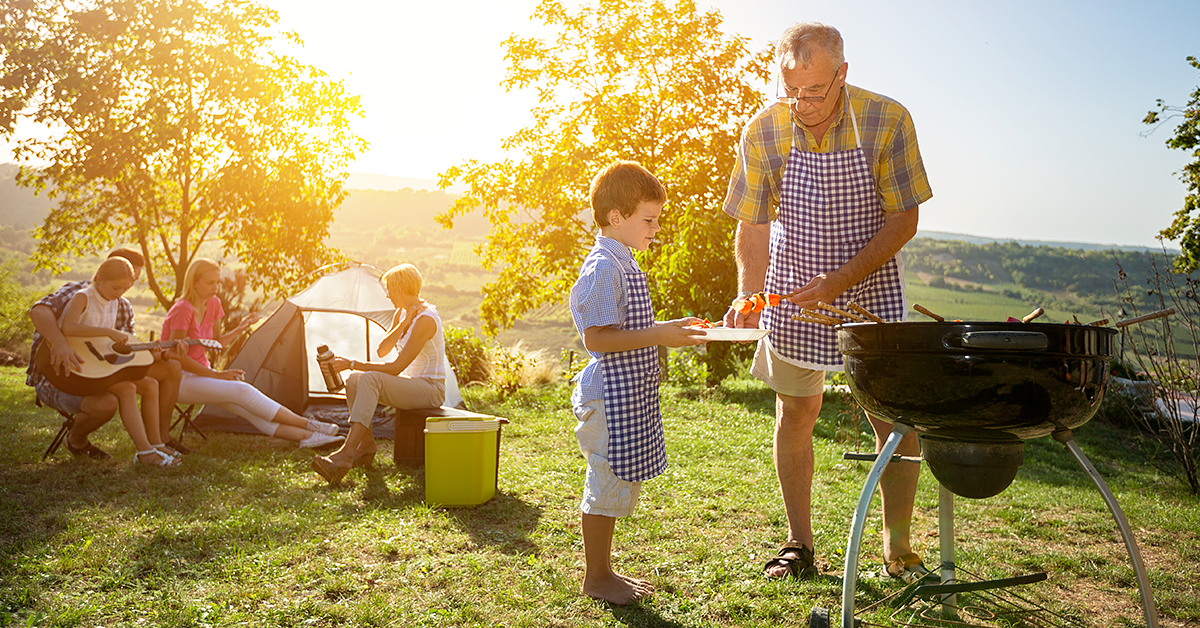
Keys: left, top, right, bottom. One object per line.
{"left": 37, "top": 396, "right": 75, "bottom": 461}
{"left": 172, "top": 404, "right": 208, "bottom": 447}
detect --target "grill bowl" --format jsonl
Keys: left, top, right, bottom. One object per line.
{"left": 837, "top": 320, "right": 1116, "bottom": 497}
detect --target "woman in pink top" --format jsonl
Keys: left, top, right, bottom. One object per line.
{"left": 162, "top": 259, "right": 342, "bottom": 448}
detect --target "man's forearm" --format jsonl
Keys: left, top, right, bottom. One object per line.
{"left": 30, "top": 304, "right": 66, "bottom": 346}
{"left": 735, "top": 221, "right": 771, "bottom": 293}
{"left": 828, "top": 208, "right": 919, "bottom": 294}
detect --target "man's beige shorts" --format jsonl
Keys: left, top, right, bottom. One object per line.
{"left": 750, "top": 341, "right": 827, "bottom": 397}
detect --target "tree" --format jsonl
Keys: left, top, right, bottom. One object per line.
{"left": 437, "top": 0, "right": 771, "bottom": 381}
{"left": 0, "top": 0, "right": 366, "bottom": 307}
{"left": 1144, "top": 56, "right": 1200, "bottom": 273}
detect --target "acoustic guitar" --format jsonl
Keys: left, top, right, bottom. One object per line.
{"left": 34, "top": 336, "right": 223, "bottom": 396}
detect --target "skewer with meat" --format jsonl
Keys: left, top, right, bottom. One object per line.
{"left": 732, "top": 291, "right": 786, "bottom": 314}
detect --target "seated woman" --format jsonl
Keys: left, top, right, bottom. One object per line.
{"left": 163, "top": 259, "right": 343, "bottom": 448}
{"left": 311, "top": 263, "right": 446, "bottom": 484}
{"left": 59, "top": 258, "right": 178, "bottom": 466}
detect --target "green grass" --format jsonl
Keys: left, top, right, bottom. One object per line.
{"left": 1, "top": 365, "right": 1198, "bottom": 627}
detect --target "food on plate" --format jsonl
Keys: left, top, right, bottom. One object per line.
{"left": 732, "top": 292, "right": 784, "bottom": 314}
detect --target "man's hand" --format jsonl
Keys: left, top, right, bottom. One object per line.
{"left": 785, "top": 273, "right": 846, "bottom": 311}
{"left": 722, "top": 306, "right": 762, "bottom": 330}
{"left": 48, "top": 341, "right": 84, "bottom": 377}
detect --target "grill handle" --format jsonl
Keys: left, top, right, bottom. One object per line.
{"left": 953, "top": 331, "right": 1049, "bottom": 350}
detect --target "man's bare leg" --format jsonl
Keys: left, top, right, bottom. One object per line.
{"left": 65, "top": 393, "right": 118, "bottom": 450}
{"left": 869, "top": 415, "right": 922, "bottom": 562}
{"left": 766, "top": 392, "right": 823, "bottom": 577}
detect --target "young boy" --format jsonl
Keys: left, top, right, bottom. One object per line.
{"left": 569, "top": 161, "right": 707, "bottom": 604}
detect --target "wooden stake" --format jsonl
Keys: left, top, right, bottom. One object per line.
{"left": 1022, "top": 307, "right": 1045, "bottom": 323}
{"left": 912, "top": 303, "right": 944, "bottom": 322}
{"left": 817, "top": 301, "right": 865, "bottom": 322}
{"left": 1114, "top": 308, "right": 1176, "bottom": 328}
{"left": 847, "top": 302, "right": 885, "bottom": 323}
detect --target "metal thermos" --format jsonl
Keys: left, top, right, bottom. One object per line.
{"left": 315, "top": 345, "right": 344, "bottom": 392}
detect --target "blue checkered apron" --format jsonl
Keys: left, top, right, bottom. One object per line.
{"left": 761, "top": 99, "right": 907, "bottom": 370}
{"left": 600, "top": 270, "right": 667, "bottom": 482}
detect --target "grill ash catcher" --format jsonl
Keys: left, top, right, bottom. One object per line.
{"left": 804, "top": 305, "right": 1170, "bottom": 628}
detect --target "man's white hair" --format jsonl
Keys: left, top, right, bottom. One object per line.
{"left": 776, "top": 22, "right": 844, "bottom": 71}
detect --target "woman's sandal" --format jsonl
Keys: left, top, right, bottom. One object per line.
{"left": 353, "top": 448, "right": 376, "bottom": 469}
{"left": 135, "top": 448, "right": 180, "bottom": 467}
{"left": 311, "top": 455, "right": 353, "bottom": 485}
{"left": 884, "top": 552, "right": 931, "bottom": 584}
{"left": 764, "top": 544, "right": 818, "bottom": 579}
{"left": 153, "top": 443, "right": 180, "bottom": 460}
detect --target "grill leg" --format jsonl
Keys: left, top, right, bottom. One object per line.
{"left": 841, "top": 422, "right": 913, "bottom": 628}
{"left": 937, "top": 484, "right": 957, "bottom": 613}
{"left": 1054, "top": 428, "right": 1159, "bottom": 628}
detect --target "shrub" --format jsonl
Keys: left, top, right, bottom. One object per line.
{"left": 444, "top": 324, "right": 491, "bottom": 386}
{"left": 667, "top": 347, "right": 707, "bottom": 385}
{"left": 489, "top": 341, "right": 556, "bottom": 397}
{"left": 0, "top": 261, "right": 36, "bottom": 354}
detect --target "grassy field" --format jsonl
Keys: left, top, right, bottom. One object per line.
{"left": 1, "top": 364, "right": 1198, "bottom": 628}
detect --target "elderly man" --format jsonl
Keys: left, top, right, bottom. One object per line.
{"left": 722, "top": 22, "right": 933, "bottom": 581}
{"left": 28, "top": 248, "right": 184, "bottom": 457}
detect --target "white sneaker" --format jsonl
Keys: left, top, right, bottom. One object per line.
{"left": 299, "top": 432, "right": 345, "bottom": 448}
{"left": 306, "top": 419, "right": 341, "bottom": 436}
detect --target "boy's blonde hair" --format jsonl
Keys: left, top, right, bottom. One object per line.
{"left": 181, "top": 258, "right": 221, "bottom": 302}
{"left": 589, "top": 161, "right": 667, "bottom": 227}
{"left": 382, "top": 263, "right": 422, "bottom": 298}
{"left": 94, "top": 257, "right": 134, "bottom": 283}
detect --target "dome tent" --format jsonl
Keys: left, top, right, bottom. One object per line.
{"left": 191, "top": 263, "right": 461, "bottom": 434}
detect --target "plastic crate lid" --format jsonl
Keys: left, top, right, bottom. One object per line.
{"left": 425, "top": 419, "right": 503, "bottom": 434}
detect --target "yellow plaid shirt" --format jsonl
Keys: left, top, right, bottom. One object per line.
{"left": 723, "top": 84, "right": 933, "bottom": 223}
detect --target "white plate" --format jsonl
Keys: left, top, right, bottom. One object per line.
{"left": 687, "top": 326, "right": 770, "bottom": 341}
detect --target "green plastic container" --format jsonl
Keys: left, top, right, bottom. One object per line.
{"left": 423, "top": 416, "right": 504, "bottom": 506}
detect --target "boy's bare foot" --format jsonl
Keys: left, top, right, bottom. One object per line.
{"left": 582, "top": 571, "right": 652, "bottom": 605}
{"left": 617, "top": 573, "right": 655, "bottom": 591}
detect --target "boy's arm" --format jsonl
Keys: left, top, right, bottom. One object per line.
{"left": 582, "top": 318, "right": 707, "bottom": 353}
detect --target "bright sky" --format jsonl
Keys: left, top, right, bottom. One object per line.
{"left": 6, "top": 0, "right": 1198, "bottom": 249}
{"left": 263, "top": 0, "right": 1199, "bottom": 249}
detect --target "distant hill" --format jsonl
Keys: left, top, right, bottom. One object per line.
{"left": 346, "top": 172, "right": 454, "bottom": 193}
{"left": 0, "top": 164, "right": 53, "bottom": 230}
{"left": 915, "top": 229, "right": 1177, "bottom": 254}
{"left": 0, "top": 163, "right": 1179, "bottom": 255}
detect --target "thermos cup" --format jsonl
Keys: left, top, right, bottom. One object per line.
{"left": 315, "top": 344, "right": 345, "bottom": 392}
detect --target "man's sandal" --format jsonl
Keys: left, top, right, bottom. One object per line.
{"left": 884, "top": 552, "right": 931, "bottom": 584}
{"left": 764, "top": 544, "right": 818, "bottom": 579}
{"left": 66, "top": 440, "right": 110, "bottom": 459}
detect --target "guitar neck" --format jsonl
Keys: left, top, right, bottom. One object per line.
{"left": 125, "top": 339, "right": 202, "bottom": 352}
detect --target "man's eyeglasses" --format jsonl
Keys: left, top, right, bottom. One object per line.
{"left": 777, "top": 69, "right": 841, "bottom": 105}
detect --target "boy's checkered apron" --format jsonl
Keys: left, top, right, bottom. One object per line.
{"left": 761, "top": 94, "right": 907, "bottom": 370}
{"left": 600, "top": 270, "right": 667, "bottom": 482}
